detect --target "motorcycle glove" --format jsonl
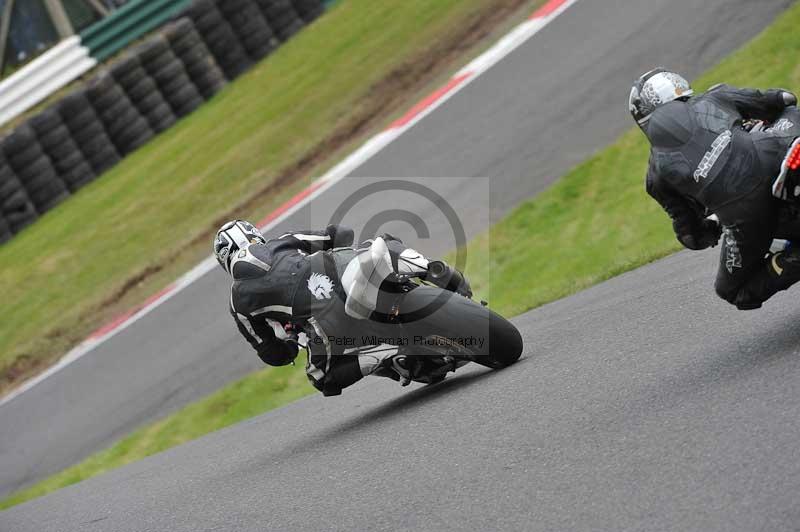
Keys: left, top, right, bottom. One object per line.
{"left": 677, "top": 218, "right": 721, "bottom": 250}
{"left": 326, "top": 224, "right": 354, "bottom": 248}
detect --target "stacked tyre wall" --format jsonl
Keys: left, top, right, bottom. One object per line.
{"left": 0, "top": 0, "right": 324, "bottom": 245}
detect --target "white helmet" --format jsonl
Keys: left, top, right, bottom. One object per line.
{"left": 629, "top": 68, "right": 694, "bottom": 126}
{"left": 213, "top": 220, "right": 266, "bottom": 274}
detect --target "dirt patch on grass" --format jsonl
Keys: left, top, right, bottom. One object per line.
{"left": 0, "top": 0, "right": 538, "bottom": 397}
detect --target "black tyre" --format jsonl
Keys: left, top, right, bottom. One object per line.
{"left": 135, "top": 89, "right": 168, "bottom": 114}
{"left": 201, "top": 23, "right": 252, "bottom": 79}
{"left": 79, "top": 134, "right": 115, "bottom": 159}
{"left": 109, "top": 54, "right": 144, "bottom": 87}
{"left": 290, "top": 0, "right": 323, "bottom": 22}
{"left": 16, "top": 156, "right": 57, "bottom": 182}
{"left": 177, "top": 44, "right": 213, "bottom": 69}
{"left": 87, "top": 148, "right": 121, "bottom": 175}
{"left": 37, "top": 125, "right": 72, "bottom": 152}
{"left": 164, "top": 18, "right": 202, "bottom": 53}
{"left": 116, "top": 126, "right": 154, "bottom": 154}
{"left": 3, "top": 125, "right": 38, "bottom": 160}
{"left": 170, "top": 85, "right": 204, "bottom": 116}
{"left": 63, "top": 106, "right": 98, "bottom": 131}
{"left": 18, "top": 157, "right": 69, "bottom": 212}
{"left": 6, "top": 142, "right": 43, "bottom": 169}
{"left": 188, "top": 67, "right": 227, "bottom": 99}
{"left": 135, "top": 35, "right": 171, "bottom": 64}
{"left": 146, "top": 102, "right": 178, "bottom": 132}
{"left": 60, "top": 160, "right": 96, "bottom": 192}
{"left": 217, "top": 0, "right": 276, "bottom": 60}
{"left": 255, "top": 0, "right": 304, "bottom": 41}
{"left": 142, "top": 48, "right": 175, "bottom": 73}
{"left": 3, "top": 189, "right": 38, "bottom": 233}
{"left": 97, "top": 99, "right": 140, "bottom": 128}
{"left": 59, "top": 88, "right": 92, "bottom": 116}
{"left": 180, "top": 0, "right": 219, "bottom": 29}
{"left": 126, "top": 75, "right": 160, "bottom": 104}
{"left": 150, "top": 58, "right": 186, "bottom": 85}
{"left": 28, "top": 108, "right": 62, "bottom": 135}
{"left": 0, "top": 162, "right": 21, "bottom": 201}
{"left": 237, "top": 20, "right": 277, "bottom": 57}
{"left": 397, "top": 286, "right": 523, "bottom": 369}
{"left": 52, "top": 148, "right": 87, "bottom": 174}
{"left": 71, "top": 120, "right": 107, "bottom": 145}
{"left": 105, "top": 113, "right": 153, "bottom": 154}
{"left": 0, "top": 214, "right": 12, "bottom": 244}
{"left": 29, "top": 182, "right": 69, "bottom": 212}
{"left": 86, "top": 72, "right": 122, "bottom": 112}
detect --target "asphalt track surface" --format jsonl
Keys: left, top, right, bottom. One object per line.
{"left": 0, "top": 0, "right": 795, "bottom": 521}
{"left": 8, "top": 249, "right": 800, "bottom": 531}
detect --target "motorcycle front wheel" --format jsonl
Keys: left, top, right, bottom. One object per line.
{"left": 394, "top": 286, "right": 523, "bottom": 369}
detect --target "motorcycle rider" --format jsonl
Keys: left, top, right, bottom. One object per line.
{"left": 631, "top": 68, "right": 800, "bottom": 309}
{"left": 214, "top": 220, "right": 472, "bottom": 396}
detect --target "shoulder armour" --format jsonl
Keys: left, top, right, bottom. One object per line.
{"left": 230, "top": 245, "right": 272, "bottom": 280}
{"left": 646, "top": 100, "right": 695, "bottom": 148}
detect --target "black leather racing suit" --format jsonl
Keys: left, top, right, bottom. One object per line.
{"left": 644, "top": 84, "right": 800, "bottom": 309}
{"left": 229, "top": 225, "right": 463, "bottom": 396}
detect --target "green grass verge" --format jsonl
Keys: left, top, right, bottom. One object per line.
{"left": 5, "top": 0, "right": 800, "bottom": 513}
{"left": 0, "top": 0, "right": 527, "bottom": 390}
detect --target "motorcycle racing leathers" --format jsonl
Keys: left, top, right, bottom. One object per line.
{"left": 644, "top": 84, "right": 800, "bottom": 309}
{"left": 228, "top": 225, "right": 468, "bottom": 396}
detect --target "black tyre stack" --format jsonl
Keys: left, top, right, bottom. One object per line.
{"left": 180, "top": 0, "right": 251, "bottom": 80}
{"left": 0, "top": 156, "right": 36, "bottom": 239}
{"left": 0, "top": 195, "right": 11, "bottom": 243}
{"left": 29, "top": 108, "right": 96, "bottom": 193}
{"left": 216, "top": 0, "right": 278, "bottom": 62}
{"left": 2, "top": 124, "right": 69, "bottom": 214}
{"left": 110, "top": 53, "right": 177, "bottom": 134}
{"left": 135, "top": 35, "right": 204, "bottom": 118}
{"left": 163, "top": 18, "right": 227, "bottom": 100}
{"left": 87, "top": 71, "right": 154, "bottom": 156}
{"left": 253, "top": 0, "right": 304, "bottom": 42}
{"left": 290, "top": 0, "right": 323, "bottom": 23}
{"left": 58, "top": 88, "right": 121, "bottom": 176}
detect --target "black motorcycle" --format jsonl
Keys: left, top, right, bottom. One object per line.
{"left": 305, "top": 236, "right": 524, "bottom": 386}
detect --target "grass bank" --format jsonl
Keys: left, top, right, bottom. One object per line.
{"left": 5, "top": 0, "right": 800, "bottom": 513}
{"left": 0, "top": 0, "right": 541, "bottom": 393}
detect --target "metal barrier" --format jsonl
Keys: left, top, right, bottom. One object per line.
{"left": 80, "top": 0, "right": 193, "bottom": 61}
{"left": 0, "top": 36, "right": 96, "bottom": 127}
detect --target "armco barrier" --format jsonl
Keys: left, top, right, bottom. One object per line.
{"left": 0, "top": 37, "right": 97, "bottom": 128}
{"left": 80, "top": 0, "right": 194, "bottom": 61}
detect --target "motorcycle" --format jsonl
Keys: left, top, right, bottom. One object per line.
{"left": 299, "top": 236, "right": 524, "bottom": 387}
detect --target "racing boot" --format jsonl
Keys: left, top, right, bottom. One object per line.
{"left": 733, "top": 248, "right": 800, "bottom": 310}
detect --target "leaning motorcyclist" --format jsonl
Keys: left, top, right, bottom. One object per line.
{"left": 213, "top": 220, "right": 471, "bottom": 396}
{"left": 631, "top": 68, "right": 800, "bottom": 309}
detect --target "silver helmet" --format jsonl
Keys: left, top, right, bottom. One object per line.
{"left": 213, "top": 220, "right": 266, "bottom": 274}
{"left": 629, "top": 68, "right": 694, "bottom": 126}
